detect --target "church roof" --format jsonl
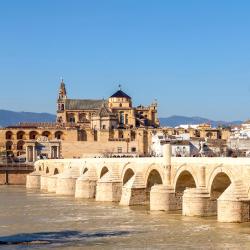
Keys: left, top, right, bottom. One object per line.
{"left": 97, "top": 104, "right": 116, "bottom": 117}
{"left": 65, "top": 99, "right": 107, "bottom": 110}
{"left": 110, "top": 90, "right": 131, "bottom": 99}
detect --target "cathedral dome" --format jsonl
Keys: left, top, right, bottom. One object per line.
{"left": 110, "top": 90, "right": 131, "bottom": 99}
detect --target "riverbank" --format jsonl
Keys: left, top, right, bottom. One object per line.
{"left": 0, "top": 164, "right": 33, "bottom": 185}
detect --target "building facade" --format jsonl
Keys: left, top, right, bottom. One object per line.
{"left": 56, "top": 80, "right": 159, "bottom": 129}
{"left": 0, "top": 80, "right": 159, "bottom": 161}
{"left": 0, "top": 79, "right": 237, "bottom": 161}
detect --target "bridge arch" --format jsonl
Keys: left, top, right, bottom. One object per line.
{"left": 173, "top": 167, "right": 198, "bottom": 210}
{"left": 144, "top": 164, "right": 164, "bottom": 187}
{"left": 100, "top": 166, "right": 109, "bottom": 179}
{"left": 146, "top": 169, "right": 163, "bottom": 188}
{"left": 144, "top": 166, "right": 163, "bottom": 204}
{"left": 53, "top": 168, "right": 59, "bottom": 175}
{"left": 121, "top": 163, "right": 136, "bottom": 184}
{"left": 174, "top": 170, "right": 197, "bottom": 192}
{"left": 207, "top": 167, "right": 234, "bottom": 196}
{"left": 122, "top": 168, "right": 135, "bottom": 185}
{"left": 83, "top": 167, "right": 88, "bottom": 175}
{"left": 173, "top": 165, "right": 198, "bottom": 190}
{"left": 81, "top": 163, "right": 97, "bottom": 179}
{"left": 207, "top": 167, "right": 233, "bottom": 215}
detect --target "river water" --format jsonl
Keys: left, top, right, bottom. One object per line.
{"left": 1, "top": 186, "right": 250, "bottom": 249}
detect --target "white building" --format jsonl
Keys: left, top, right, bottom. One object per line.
{"left": 150, "top": 132, "right": 192, "bottom": 157}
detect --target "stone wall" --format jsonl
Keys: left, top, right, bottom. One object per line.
{"left": 61, "top": 140, "right": 138, "bottom": 158}
{"left": 0, "top": 170, "right": 32, "bottom": 185}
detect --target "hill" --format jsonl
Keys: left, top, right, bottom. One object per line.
{"left": 159, "top": 116, "right": 242, "bottom": 128}
{"left": 0, "top": 110, "right": 56, "bottom": 127}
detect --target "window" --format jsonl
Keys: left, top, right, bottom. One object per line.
{"left": 78, "top": 130, "right": 87, "bottom": 141}
{"left": 79, "top": 113, "right": 87, "bottom": 122}
{"left": 29, "top": 131, "right": 38, "bottom": 140}
{"left": 17, "top": 131, "right": 25, "bottom": 140}
{"left": 117, "top": 147, "right": 122, "bottom": 153}
{"left": 131, "top": 131, "right": 136, "bottom": 141}
{"left": 94, "top": 130, "right": 98, "bottom": 141}
{"left": 6, "top": 141, "right": 12, "bottom": 150}
{"left": 102, "top": 125, "right": 106, "bottom": 130}
{"left": 42, "top": 131, "right": 51, "bottom": 138}
{"left": 131, "top": 147, "right": 136, "bottom": 152}
{"left": 69, "top": 117, "right": 75, "bottom": 123}
{"left": 119, "top": 103, "right": 122, "bottom": 107}
{"left": 125, "top": 114, "right": 128, "bottom": 124}
{"left": 118, "top": 130, "right": 124, "bottom": 139}
{"left": 55, "top": 131, "right": 63, "bottom": 140}
{"left": 5, "top": 131, "right": 12, "bottom": 140}
{"left": 120, "top": 112, "right": 124, "bottom": 125}
{"left": 17, "top": 141, "right": 24, "bottom": 150}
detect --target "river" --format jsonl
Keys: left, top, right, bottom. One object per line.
{"left": 0, "top": 186, "right": 250, "bottom": 249}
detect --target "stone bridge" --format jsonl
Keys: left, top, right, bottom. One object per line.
{"left": 26, "top": 145, "right": 250, "bottom": 223}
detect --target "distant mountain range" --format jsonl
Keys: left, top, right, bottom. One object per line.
{"left": 159, "top": 116, "right": 243, "bottom": 128}
{"left": 0, "top": 110, "right": 55, "bottom": 127}
{"left": 0, "top": 110, "right": 243, "bottom": 128}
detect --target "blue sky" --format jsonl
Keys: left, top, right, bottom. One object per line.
{"left": 0, "top": 0, "right": 249, "bottom": 121}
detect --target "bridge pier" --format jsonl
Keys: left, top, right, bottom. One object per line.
{"left": 26, "top": 171, "right": 41, "bottom": 189}
{"left": 75, "top": 167, "right": 97, "bottom": 199}
{"left": 40, "top": 175, "right": 49, "bottom": 190}
{"left": 47, "top": 175, "right": 58, "bottom": 193}
{"left": 218, "top": 199, "right": 250, "bottom": 223}
{"left": 96, "top": 181, "right": 122, "bottom": 202}
{"left": 120, "top": 172, "right": 147, "bottom": 206}
{"left": 56, "top": 168, "right": 79, "bottom": 196}
{"left": 217, "top": 183, "right": 250, "bottom": 223}
{"left": 120, "top": 187, "right": 147, "bottom": 206}
{"left": 150, "top": 185, "right": 177, "bottom": 211}
{"left": 95, "top": 167, "right": 122, "bottom": 202}
{"left": 75, "top": 177, "right": 97, "bottom": 199}
{"left": 182, "top": 188, "right": 215, "bottom": 217}
{"left": 56, "top": 175, "right": 77, "bottom": 195}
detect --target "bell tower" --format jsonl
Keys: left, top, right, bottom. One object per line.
{"left": 58, "top": 78, "right": 67, "bottom": 100}
{"left": 57, "top": 78, "right": 67, "bottom": 123}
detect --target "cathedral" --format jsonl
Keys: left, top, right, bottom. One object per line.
{"left": 56, "top": 80, "right": 159, "bottom": 129}
{"left": 0, "top": 80, "right": 160, "bottom": 161}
